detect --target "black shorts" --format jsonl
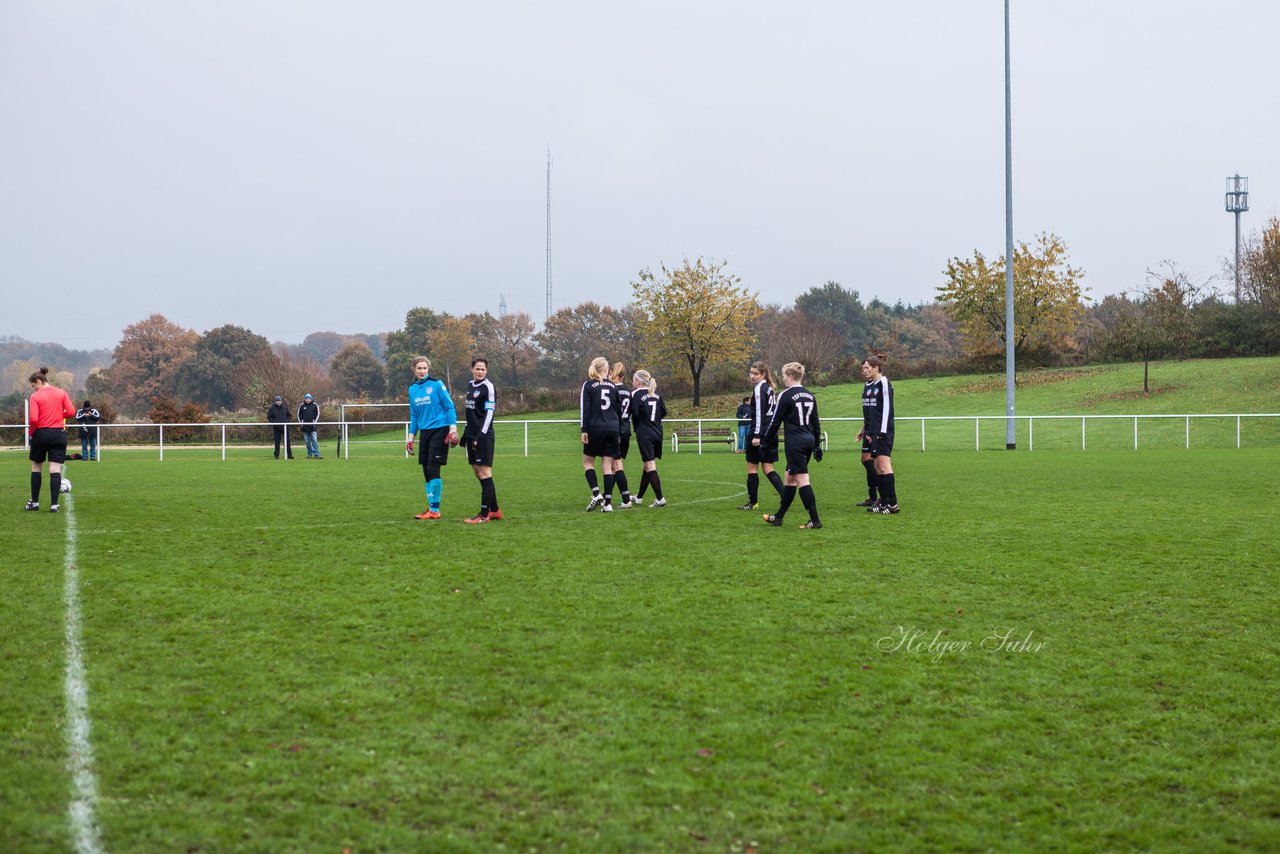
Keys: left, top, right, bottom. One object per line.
{"left": 867, "top": 433, "right": 894, "bottom": 457}
{"left": 583, "top": 430, "right": 619, "bottom": 458}
{"left": 616, "top": 432, "right": 631, "bottom": 460}
{"left": 417, "top": 426, "right": 451, "bottom": 466}
{"left": 635, "top": 430, "right": 663, "bottom": 462}
{"left": 466, "top": 432, "right": 495, "bottom": 467}
{"left": 29, "top": 428, "right": 68, "bottom": 464}
{"left": 746, "top": 439, "right": 778, "bottom": 465}
{"left": 785, "top": 445, "right": 814, "bottom": 475}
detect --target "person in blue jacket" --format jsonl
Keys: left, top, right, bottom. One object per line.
{"left": 405, "top": 356, "right": 459, "bottom": 520}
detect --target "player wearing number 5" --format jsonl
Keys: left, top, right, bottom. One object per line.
{"left": 580, "top": 356, "right": 619, "bottom": 512}
{"left": 759, "top": 362, "right": 823, "bottom": 529}
{"left": 406, "top": 356, "right": 458, "bottom": 520}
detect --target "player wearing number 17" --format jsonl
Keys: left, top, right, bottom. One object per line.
{"left": 406, "top": 356, "right": 459, "bottom": 520}
{"left": 758, "top": 362, "right": 823, "bottom": 529}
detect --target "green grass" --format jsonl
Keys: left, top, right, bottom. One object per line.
{"left": 691, "top": 356, "right": 1280, "bottom": 420}
{"left": 519, "top": 357, "right": 1280, "bottom": 455}
{"left": 3, "top": 440, "right": 1279, "bottom": 852}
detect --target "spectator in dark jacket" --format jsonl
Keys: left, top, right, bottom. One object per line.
{"left": 735, "top": 396, "right": 751, "bottom": 452}
{"left": 76, "top": 400, "right": 102, "bottom": 461}
{"left": 267, "top": 396, "right": 294, "bottom": 459}
{"left": 297, "top": 393, "right": 321, "bottom": 459}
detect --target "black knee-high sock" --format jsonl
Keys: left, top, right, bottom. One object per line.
{"left": 649, "top": 471, "right": 664, "bottom": 500}
{"left": 776, "top": 485, "right": 797, "bottom": 518}
{"left": 487, "top": 478, "right": 498, "bottom": 512}
{"left": 879, "top": 473, "right": 897, "bottom": 506}
{"left": 480, "top": 477, "right": 494, "bottom": 515}
{"left": 799, "top": 485, "right": 819, "bottom": 523}
{"left": 614, "top": 470, "right": 630, "bottom": 502}
{"left": 585, "top": 469, "right": 599, "bottom": 494}
{"left": 747, "top": 472, "right": 759, "bottom": 504}
{"left": 31, "top": 472, "right": 41, "bottom": 503}
{"left": 767, "top": 470, "right": 785, "bottom": 496}
{"left": 603, "top": 474, "right": 615, "bottom": 505}
{"left": 50, "top": 473, "right": 61, "bottom": 503}
{"left": 636, "top": 470, "right": 650, "bottom": 499}
{"left": 863, "top": 459, "right": 878, "bottom": 500}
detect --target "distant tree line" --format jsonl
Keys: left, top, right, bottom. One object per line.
{"left": 5, "top": 215, "right": 1278, "bottom": 423}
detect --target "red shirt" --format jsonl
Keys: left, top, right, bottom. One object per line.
{"left": 29, "top": 385, "right": 76, "bottom": 436}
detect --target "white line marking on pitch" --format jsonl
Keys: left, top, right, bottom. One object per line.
{"left": 63, "top": 494, "right": 104, "bottom": 854}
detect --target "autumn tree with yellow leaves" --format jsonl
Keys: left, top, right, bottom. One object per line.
{"left": 631, "top": 258, "right": 761, "bottom": 406}
{"left": 938, "top": 232, "right": 1087, "bottom": 364}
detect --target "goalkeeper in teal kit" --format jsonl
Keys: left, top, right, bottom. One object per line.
{"left": 405, "top": 356, "right": 459, "bottom": 520}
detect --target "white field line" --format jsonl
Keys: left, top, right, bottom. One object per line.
{"left": 63, "top": 494, "right": 103, "bottom": 854}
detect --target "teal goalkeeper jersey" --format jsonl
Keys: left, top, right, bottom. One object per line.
{"left": 408, "top": 376, "right": 458, "bottom": 433}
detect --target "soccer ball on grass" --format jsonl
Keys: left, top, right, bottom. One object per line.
{"left": 61, "top": 478, "right": 73, "bottom": 494}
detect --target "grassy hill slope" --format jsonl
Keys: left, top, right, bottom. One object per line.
{"left": 619, "top": 357, "right": 1280, "bottom": 421}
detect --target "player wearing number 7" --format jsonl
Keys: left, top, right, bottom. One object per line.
{"left": 629, "top": 369, "right": 667, "bottom": 507}
{"left": 758, "top": 362, "right": 823, "bottom": 529}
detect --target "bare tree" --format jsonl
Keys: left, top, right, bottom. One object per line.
{"left": 475, "top": 312, "right": 539, "bottom": 388}
{"left": 759, "top": 310, "right": 843, "bottom": 376}
{"left": 239, "top": 350, "right": 331, "bottom": 412}
{"left": 1100, "top": 261, "right": 1201, "bottom": 394}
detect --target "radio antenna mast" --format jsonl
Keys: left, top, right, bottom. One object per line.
{"left": 545, "top": 147, "right": 553, "bottom": 320}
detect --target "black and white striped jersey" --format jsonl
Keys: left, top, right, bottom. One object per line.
{"left": 764, "top": 385, "right": 821, "bottom": 448}
{"left": 580, "top": 380, "right": 621, "bottom": 433}
{"left": 749, "top": 379, "right": 777, "bottom": 440}
{"left": 464, "top": 377, "right": 496, "bottom": 438}
{"left": 862, "top": 376, "right": 894, "bottom": 435}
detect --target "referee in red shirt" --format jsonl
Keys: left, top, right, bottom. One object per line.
{"left": 26, "top": 367, "right": 76, "bottom": 513}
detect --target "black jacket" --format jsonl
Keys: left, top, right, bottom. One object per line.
{"left": 76, "top": 407, "right": 102, "bottom": 438}
{"left": 267, "top": 402, "right": 291, "bottom": 430}
{"left": 297, "top": 401, "right": 319, "bottom": 432}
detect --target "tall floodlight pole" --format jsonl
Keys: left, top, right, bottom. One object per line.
{"left": 546, "top": 148, "right": 553, "bottom": 320}
{"left": 1225, "top": 175, "right": 1249, "bottom": 302}
{"left": 1003, "top": 0, "right": 1016, "bottom": 449}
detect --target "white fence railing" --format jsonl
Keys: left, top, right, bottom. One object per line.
{"left": 3, "top": 414, "right": 1278, "bottom": 460}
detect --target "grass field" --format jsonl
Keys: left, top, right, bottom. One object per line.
{"left": 4, "top": 357, "right": 1280, "bottom": 852}
{"left": 4, "top": 437, "right": 1279, "bottom": 852}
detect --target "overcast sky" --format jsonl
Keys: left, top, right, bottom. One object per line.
{"left": 2, "top": 1, "right": 1276, "bottom": 351}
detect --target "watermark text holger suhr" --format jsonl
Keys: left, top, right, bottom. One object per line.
{"left": 877, "top": 626, "right": 1046, "bottom": 662}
